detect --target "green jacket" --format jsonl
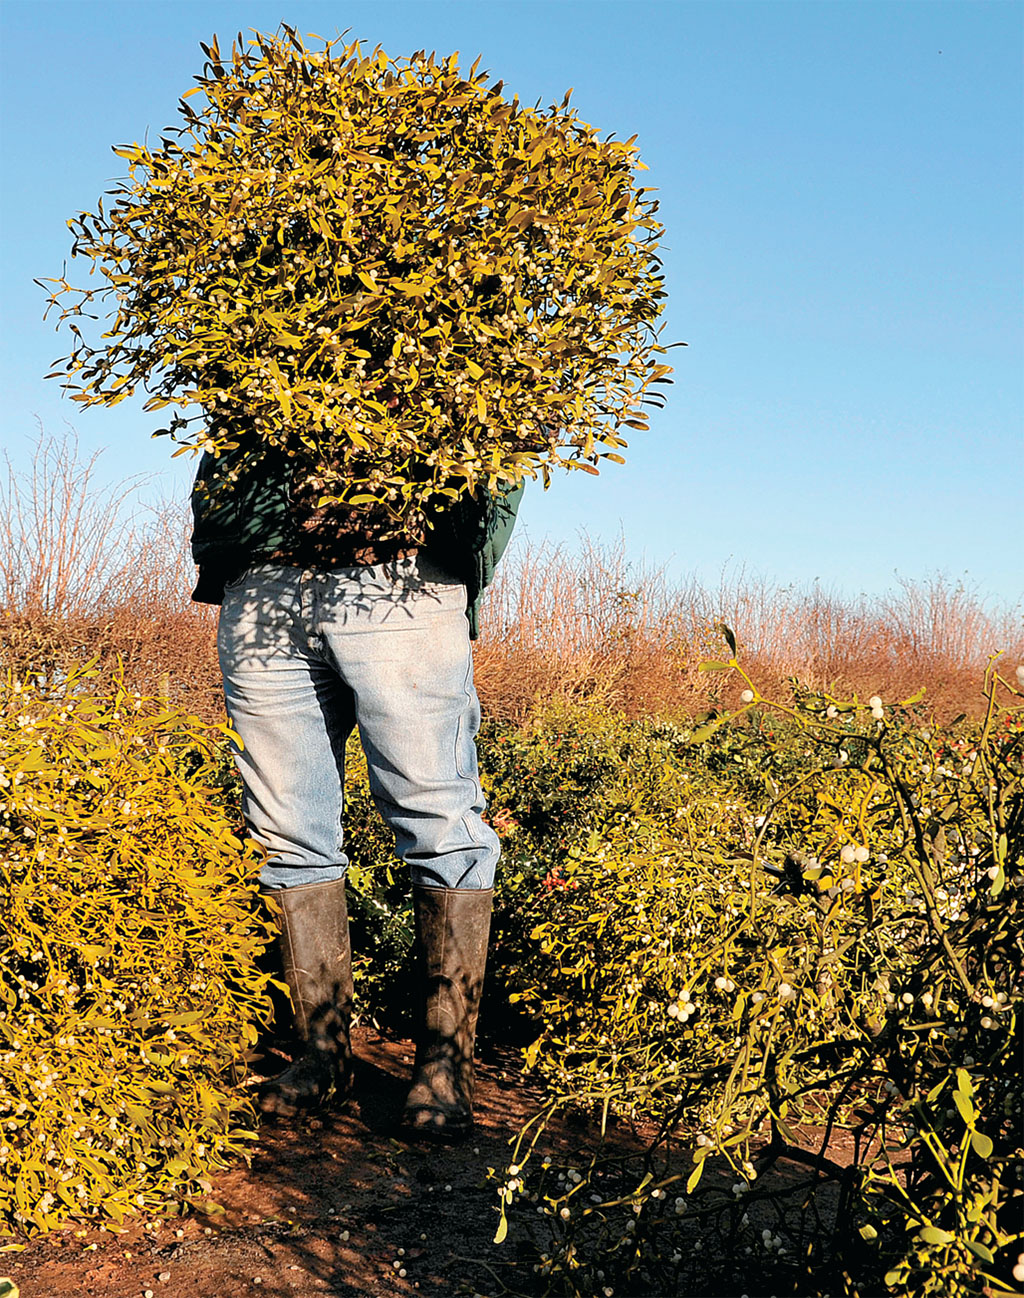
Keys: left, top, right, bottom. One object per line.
{"left": 189, "top": 447, "right": 523, "bottom": 639}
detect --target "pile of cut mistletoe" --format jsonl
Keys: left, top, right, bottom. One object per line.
{"left": 39, "top": 24, "right": 677, "bottom": 533}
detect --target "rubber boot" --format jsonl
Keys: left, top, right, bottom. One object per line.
{"left": 401, "top": 885, "right": 493, "bottom": 1141}
{"left": 256, "top": 877, "right": 354, "bottom": 1117}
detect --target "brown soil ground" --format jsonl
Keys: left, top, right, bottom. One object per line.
{"left": 5, "top": 1028, "right": 863, "bottom": 1298}
{"left": 4, "top": 1027, "right": 635, "bottom": 1298}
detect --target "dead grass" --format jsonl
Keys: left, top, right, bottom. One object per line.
{"left": 1, "top": 428, "right": 223, "bottom": 718}
{"left": 3, "top": 431, "right": 1020, "bottom": 725}
{"left": 476, "top": 539, "right": 1023, "bottom": 722}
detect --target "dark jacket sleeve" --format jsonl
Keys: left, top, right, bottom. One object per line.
{"left": 423, "top": 482, "right": 525, "bottom": 638}
{"left": 189, "top": 445, "right": 293, "bottom": 604}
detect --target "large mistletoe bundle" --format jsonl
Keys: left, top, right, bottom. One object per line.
{"left": 39, "top": 25, "right": 676, "bottom": 533}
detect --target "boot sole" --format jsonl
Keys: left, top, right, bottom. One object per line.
{"left": 255, "top": 1073, "right": 355, "bottom": 1119}
{"left": 400, "top": 1106, "right": 473, "bottom": 1143}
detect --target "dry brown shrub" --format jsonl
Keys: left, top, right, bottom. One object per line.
{"left": 1, "top": 429, "right": 222, "bottom": 720}
{"left": 474, "top": 540, "right": 1023, "bottom": 724}
{"left": 4, "top": 431, "right": 1020, "bottom": 726}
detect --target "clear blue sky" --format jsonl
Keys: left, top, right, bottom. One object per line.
{"left": 2, "top": 0, "right": 1021, "bottom": 603}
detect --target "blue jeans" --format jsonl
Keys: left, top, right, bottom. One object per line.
{"left": 216, "top": 555, "right": 500, "bottom": 892}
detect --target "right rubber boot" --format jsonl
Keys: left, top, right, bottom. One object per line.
{"left": 256, "top": 877, "right": 354, "bottom": 1118}
{"left": 401, "top": 885, "right": 493, "bottom": 1142}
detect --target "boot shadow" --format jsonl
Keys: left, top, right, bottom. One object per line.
{"left": 349, "top": 1037, "right": 411, "bottom": 1135}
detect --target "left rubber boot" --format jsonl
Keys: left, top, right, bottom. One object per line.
{"left": 256, "top": 878, "right": 354, "bottom": 1118}
{"left": 401, "top": 885, "right": 493, "bottom": 1142}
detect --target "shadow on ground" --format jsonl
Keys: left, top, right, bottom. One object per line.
{"left": 8, "top": 1027, "right": 611, "bottom": 1298}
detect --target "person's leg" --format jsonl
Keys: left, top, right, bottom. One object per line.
{"left": 217, "top": 563, "right": 356, "bottom": 1114}
{"left": 217, "top": 564, "right": 356, "bottom": 890}
{"left": 312, "top": 555, "right": 498, "bottom": 1137}
{"left": 309, "top": 554, "right": 499, "bottom": 889}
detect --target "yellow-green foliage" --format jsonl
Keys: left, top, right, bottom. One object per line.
{"left": 0, "top": 662, "right": 274, "bottom": 1234}
{"left": 37, "top": 24, "right": 675, "bottom": 531}
{"left": 487, "top": 663, "right": 1022, "bottom": 1297}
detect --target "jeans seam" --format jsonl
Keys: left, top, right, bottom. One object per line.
{"left": 452, "top": 649, "right": 492, "bottom": 887}
{"left": 453, "top": 651, "right": 477, "bottom": 783}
